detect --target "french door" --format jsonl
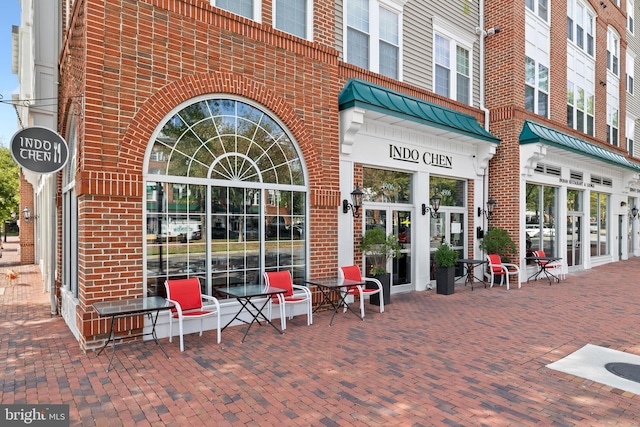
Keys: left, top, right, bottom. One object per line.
{"left": 429, "top": 209, "right": 465, "bottom": 284}
{"left": 566, "top": 214, "right": 582, "bottom": 267}
{"left": 364, "top": 207, "right": 413, "bottom": 293}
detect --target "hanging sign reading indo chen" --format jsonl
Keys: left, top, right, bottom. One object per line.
{"left": 10, "top": 126, "right": 69, "bottom": 174}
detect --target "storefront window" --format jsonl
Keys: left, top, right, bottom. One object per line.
{"left": 145, "top": 98, "right": 307, "bottom": 296}
{"left": 590, "top": 192, "right": 609, "bottom": 256}
{"left": 430, "top": 176, "right": 465, "bottom": 207}
{"left": 525, "top": 183, "right": 558, "bottom": 256}
{"left": 362, "top": 168, "right": 412, "bottom": 203}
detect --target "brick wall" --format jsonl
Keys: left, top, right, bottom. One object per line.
{"left": 19, "top": 173, "right": 35, "bottom": 265}
{"left": 58, "top": 0, "right": 347, "bottom": 348}
{"left": 483, "top": 0, "right": 633, "bottom": 262}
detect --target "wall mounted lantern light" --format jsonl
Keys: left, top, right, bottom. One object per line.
{"left": 422, "top": 193, "right": 441, "bottom": 218}
{"left": 22, "top": 206, "right": 38, "bottom": 223}
{"left": 631, "top": 206, "right": 638, "bottom": 219}
{"left": 477, "top": 197, "right": 497, "bottom": 220}
{"left": 343, "top": 183, "right": 364, "bottom": 218}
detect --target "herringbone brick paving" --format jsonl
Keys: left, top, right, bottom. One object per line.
{"left": 2, "top": 235, "right": 640, "bottom": 426}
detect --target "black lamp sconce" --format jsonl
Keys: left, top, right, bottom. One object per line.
{"left": 22, "top": 206, "right": 38, "bottom": 223}
{"left": 477, "top": 197, "right": 497, "bottom": 220}
{"left": 343, "top": 183, "right": 364, "bottom": 218}
{"left": 422, "top": 193, "right": 441, "bottom": 218}
{"left": 631, "top": 206, "right": 639, "bottom": 219}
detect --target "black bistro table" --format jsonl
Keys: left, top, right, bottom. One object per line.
{"left": 93, "top": 296, "right": 174, "bottom": 372}
{"left": 525, "top": 256, "right": 562, "bottom": 284}
{"left": 217, "top": 284, "right": 286, "bottom": 342}
{"left": 456, "top": 259, "right": 488, "bottom": 290}
{"left": 304, "top": 278, "right": 365, "bottom": 325}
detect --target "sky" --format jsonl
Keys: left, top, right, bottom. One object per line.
{"left": 0, "top": 0, "right": 20, "bottom": 148}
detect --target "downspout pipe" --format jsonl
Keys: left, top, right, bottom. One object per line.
{"left": 478, "top": 0, "right": 489, "bottom": 131}
{"left": 478, "top": 0, "right": 490, "bottom": 249}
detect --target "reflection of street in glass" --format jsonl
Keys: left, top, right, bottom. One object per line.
{"left": 146, "top": 241, "right": 304, "bottom": 277}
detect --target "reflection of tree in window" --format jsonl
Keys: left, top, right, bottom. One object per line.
{"left": 363, "top": 168, "right": 411, "bottom": 203}
{"left": 429, "top": 176, "right": 465, "bottom": 207}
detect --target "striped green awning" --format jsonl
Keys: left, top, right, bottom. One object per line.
{"left": 338, "top": 78, "right": 500, "bottom": 144}
{"left": 519, "top": 120, "right": 640, "bottom": 172}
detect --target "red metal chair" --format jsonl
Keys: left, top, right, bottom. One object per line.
{"left": 263, "top": 270, "right": 312, "bottom": 330}
{"left": 164, "top": 278, "right": 221, "bottom": 351}
{"left": 533, "top": 250, "right": 565, "bottom": 280}
{"left": 484, "top": 254, "right": 521, "bottom": 290}
{"left": 338, "top": 265, "right": 384, "bottom": 317}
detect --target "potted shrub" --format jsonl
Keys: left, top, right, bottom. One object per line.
{"left": 434, "top": 243, "right": 458, "bottom": 295}
{"left": 479, "top": 227, "right": 517, "bottom": 261}
{"left": 479, "top": 227, "right": 517, "bottom": 285}
{"left": 360, "top": 227, "right": 401, "bottom": 305}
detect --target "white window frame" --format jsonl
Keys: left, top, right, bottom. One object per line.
{"left": 627, "top": 115, "right": 636, "bottom": 156}
{"left": 607, "top": 27, "right": 620, "bottom": 76}
{"left": 627, "top": 51, "right": 635, "bottom": 95}
{"left": 607, "top": 104, "right": 620, "bottom": 146}
{"left": 211, "top": 0, "right": 262, "bottom": 22}
{"left": 344, "top": 0, "right": 404, "bottom": 80}
{"left": 629, "top": 0, "right": 635, "bottom": 34}
{"left": 567, "top": 80, "right": 595, "bottom": 136}
{"left": 567, "top": 0, "right": 595, "bottom": 57}
{"left": 432, "top": 18, "right": 475, "bottom": 105}
{"left": 526, "top": 0, "right": 549, "bottom": 22}
{"left": 525, "top": 56, "right": 549, "bottom": 118}
{"left": 273, "top": 0, "right": 313, "bottom": 40}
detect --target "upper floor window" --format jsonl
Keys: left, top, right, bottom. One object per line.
{"left": 525, "top": 56, "right": 549, "bottom": 117}
{"left": 346, "top": 0, "right": 402, "bottom": 80}
{"left": 432, "top": 19, "right": 474, "bottom": 105}
{"left": 434, "top": 35, "right": 471, "bottom": 104}
{"left": 607, "top": 28, "right": 620, "bottom": 76}
{"left": 627, "top": 116, "right": 635, "bottom": 156}
{"left": 213, "top": 0, "right": 259, "bottom": 21}
{"left": 567, "top": 81, "right": 595, "bottom": 136}
{"left": 567, "top": 0, "right": 595, "bottom": 57}
{"left": 275, "top": 0, "right": 311, "bottom": 39}
{"left": 607, "top": 105, "right": 620, "bottom": 146}
{"left": 526, "top": 0, "right": 549, "bottom": 21}
{"left": 628, "top": 52, "right": 635, "bottom": 94}
{"left": 629, "top": 0, "right": 635, "bottom": 33}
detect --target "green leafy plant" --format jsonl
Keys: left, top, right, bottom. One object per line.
{"left": 360, "top": 227, "right": 401, "bottom": 276}
{"left": 479, "top": 227, "right": 517, "bottom": 261}
{"left": 434, "top": 243, "right": 458, "bottom": 268}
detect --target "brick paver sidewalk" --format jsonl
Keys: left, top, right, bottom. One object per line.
{"left": 2, "top": 251, "right": 640, "bottom": 426}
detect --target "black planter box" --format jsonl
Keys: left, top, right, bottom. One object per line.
{"left": 367, "top": 273, "right": 391, "bottom": 305}
{"left": 436, "top": 267, "right": 455, "bottom": 295}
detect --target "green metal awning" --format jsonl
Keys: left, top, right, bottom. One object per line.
{"left": 338, "top": 78, "right": 500, "bottom": 144}
{"left": 519, "top": 120, "right": 640, "bottom": 172}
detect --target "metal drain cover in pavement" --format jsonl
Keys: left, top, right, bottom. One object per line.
{"left": 605, "top": 362, "right": 640, "bottom": 383}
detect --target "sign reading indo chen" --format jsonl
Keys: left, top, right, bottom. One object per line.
{"left": 10, "top": 127, "right": 69, "bottom": 174}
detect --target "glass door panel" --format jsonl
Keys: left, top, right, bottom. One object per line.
{"left": 566, "top": 214, "right": 582, "bottom": 267}
{"left": 449, "top": 212, "right": 464, "bottom": 277}
{"left": 429, "top": 210, "right": 466, "bottom": 282}
{"left": 364, "top": 209, "right": 388, "bottom": 276}
{"left": 393, "top": 210, "right": 412, "bottom": 287}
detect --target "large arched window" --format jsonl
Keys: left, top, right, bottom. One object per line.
{"left": 144, "top": 97, "right": 308, "bottom": 296}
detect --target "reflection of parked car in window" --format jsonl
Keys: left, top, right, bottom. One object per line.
{"left": 212, "top": 223, "right": 239, "bottom": 239}
{"left": 266, "top": 216, "right": 303, "bottom": 239}
{"left": 526, "top": 225, "right": 555, "bottom": 238}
